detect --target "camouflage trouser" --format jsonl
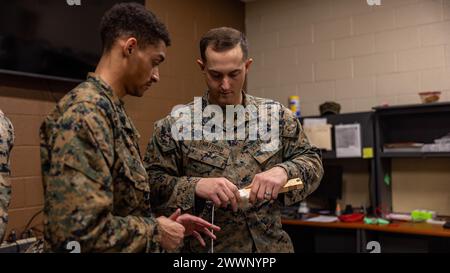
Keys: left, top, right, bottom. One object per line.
{"left": 24, "top": 239, "right": 45, "bottom": 253}
{"left": 0, "top": 174, "right": 11, "bottom": 243}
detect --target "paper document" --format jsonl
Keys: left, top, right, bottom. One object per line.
{"left": 305, "top": 216, "right": 339, "bottom": 223}
{"left": 304, "top": 124, "right": 332, "bottom": 151}
{"left": 303, "top": 118, "right": 332, "bottom": 151}
{"left": 303, "top": 118, "right": 327, "bottom": 127}
{"left": 335, "top": 123, "right": 362, "bottom": 158}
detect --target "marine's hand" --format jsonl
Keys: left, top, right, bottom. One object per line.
{"left": 156, "top": 209, "right": 185, "bottom": 251}
{"left": 249, "top": 166, "right": 288, "bottom": 203}
{"left": 195, "top": 178, "right": 240, "bottom": 212}
{"left": 176, "top": 211, "right": 221, "bottom": 247}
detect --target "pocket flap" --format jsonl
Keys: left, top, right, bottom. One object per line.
{"left": 187, "top": 141, "right": 230, "bottom": 169}
{"left": 251, "top": 147, "right": 281, "bottom": 165}
{"left": 120, "top": 159, "right": 150, "bottom": 192}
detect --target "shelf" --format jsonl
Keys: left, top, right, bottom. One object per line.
{"left": 380, "top": 152, "right": 450, "bottom": 158}
{"left": 321, "top": 151, "right": 371, "bottom": 160}
{"left": 373, "top": 102, "right": 450, "bottom": 113}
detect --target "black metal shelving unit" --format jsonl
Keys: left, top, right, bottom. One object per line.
{"left": 300, "top": 111, "right": 377, "bottom": 211}
{"left": 373, "top": 102, "right": 450, "bottom": 213}
{"left": 301, "top": 103, "right": 450, "bottom": 214}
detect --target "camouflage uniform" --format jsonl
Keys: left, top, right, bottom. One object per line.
{"left": 144, "top": 92, "right": 323, "bottom": 253}
{"left": 0, "top": 109, "right": 14, "bottom": 243}
{"left": 40, "top": 73, "right": 161, "bottom": 252}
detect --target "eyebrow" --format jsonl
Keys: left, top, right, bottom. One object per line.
{"left": 208, "top": 69, "right": 242, "bottom": 74}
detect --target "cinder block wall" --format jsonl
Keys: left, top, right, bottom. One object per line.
{"left": 246, "top": 0, "right": 450, "bottom": 215}
{"left": 0, "top": 0, "right": 244, "bottom": 240}
{"left": 246, "top": 0, "right": 450, "bottom": 114}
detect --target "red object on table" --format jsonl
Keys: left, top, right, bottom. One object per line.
{"left": 339, "top": 213, "right": 365, "bottom": 223}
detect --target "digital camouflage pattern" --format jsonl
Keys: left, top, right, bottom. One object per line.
{"left": 0, "top": 109, "right": 14, "bottom": 243}
{"left": 144, "top": 92, "right": 323, "bottom": 253}
{"left": 40, "top": 73, "right": 161, "bottom": 253}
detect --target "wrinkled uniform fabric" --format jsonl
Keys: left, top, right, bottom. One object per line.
{"left": 145, "top": 92, "right": 323, "bottom": 253}
{"left": 40, "top": 74, "right": 161, "bottom": 252}
{"left": 0, "top": 109, "right": 14, "bottom": 243}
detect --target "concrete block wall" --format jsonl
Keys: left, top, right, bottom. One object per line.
{"left": 245, "top": 0, "right": 450, "bottom": 214}
{"left": 246, "top": 0, "right": 450, "bottom": 115}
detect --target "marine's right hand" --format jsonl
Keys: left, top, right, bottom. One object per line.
{"left": 195, "top": 177, "right": 241, "bottom": 212}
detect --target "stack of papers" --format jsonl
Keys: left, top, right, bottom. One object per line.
{"left": 383, "top": 142, "right": 424, "bottom": 152}
{"left": 305, "top": 216, "right": 339, "bottom": 223}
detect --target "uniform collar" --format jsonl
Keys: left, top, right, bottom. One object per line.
{"left": 86, "top": 73, "right": 140, "bottom": 140}
{"left": 203, "top": 90, "right": 256, "bottom": 108}
{"left": 86, "top": 72, "right": 123, "bottom": 108}
{"left": 202, "top": 90, "right": 257, "bottom": 127}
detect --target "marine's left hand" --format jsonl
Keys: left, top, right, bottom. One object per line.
{"left": 249, "top": 166, "right": 288, "bottom": 203}
{"left": 171, "top": 209, "right": 221, "bottom": 247}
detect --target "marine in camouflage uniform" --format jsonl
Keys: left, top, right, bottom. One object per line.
{"left": 144, "top": 92, "right": 323, "bottom": 253}
{"left": 0, "top": 109, "right": 14, "bottom": 243}
{"left": 40, "top": 74, "right": 162, "bottom": 252}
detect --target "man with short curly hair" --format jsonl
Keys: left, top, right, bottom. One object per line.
{"left": 40, "top": 2, "right": 219, "bottom": 253}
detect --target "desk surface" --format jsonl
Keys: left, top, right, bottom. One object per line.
{"left": 282, "top": 218, "right": 450, "bottom": 238}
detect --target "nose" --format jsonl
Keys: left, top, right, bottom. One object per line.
{"left": 220, "top": 76, "right": 230, "bottom": 90}
{"left": 151, "top": 67, "right": 160, "bottom": 83}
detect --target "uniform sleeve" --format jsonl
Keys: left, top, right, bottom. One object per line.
{"left": 275, "top": 108, "right": 324, "bottom": 206}
{"left": 0, "top": 175, "right": 11, "bottom": 243}
{"left": 144, "top": 119, "right": 201, "bottom": 216}
{"left": 0, "top": 111, "right": 14, "bottom": 243}
{"left": 0, "top": 111, "right": 14, "bottom": 175}
{"left": 41, "top": 104, "right": 161, "bottom": 253}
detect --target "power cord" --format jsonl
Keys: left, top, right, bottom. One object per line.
{"left": 20, "top": 209, "right": 43, "bottom": 239}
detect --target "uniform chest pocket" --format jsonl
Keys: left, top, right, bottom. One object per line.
{"left": 186, "top": 142, "right": 230, "bottom": 176}
{"left": 120, "top": 157, "right": 149, "bottom": 191}
{"left": 118, "top": 132, "right": 149, "bottom": 187}
{"left": 250, "top": 142, "right": 283, "bottom": 171}
{"left": 114, "top": 135, "right": 150, "bottom": 215}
